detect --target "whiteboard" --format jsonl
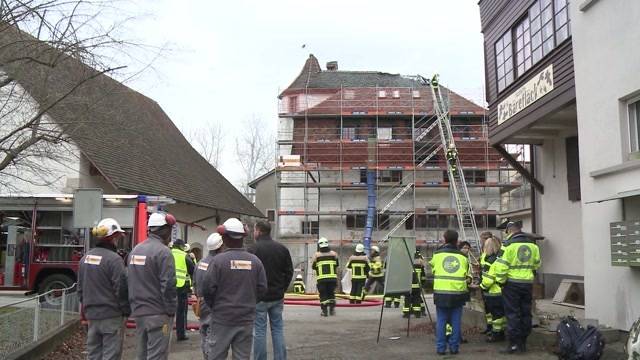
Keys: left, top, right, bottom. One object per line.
{"left": 383, "top": 237, "right": 416, "bottom": 295}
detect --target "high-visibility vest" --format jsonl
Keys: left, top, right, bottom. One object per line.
{"left": 430, "top": 248, "right": 469, "bottom": 295}
{"left": 171, "top": 248, "right": 189, "bottom": 288}
{"left": 412, "top": 259, "right": 426, "bottom": 289}
{"left": 313, "top": 251, "right": 338, "bottom": 281}
{"left": 492, "top": 234, "right": 540, "bottom": 284}
{"left": 480, "top": 252, "right": 502, "bottom": 296}
{"left": 293, "top": 280, "right": 305, "bottom": 294}
{"left": 369, "top": 256, "right": 384, "bottom": 278}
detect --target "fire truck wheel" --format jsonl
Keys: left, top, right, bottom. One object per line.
{"left": 40, "top": 274, "right": 75, "bottom": 305}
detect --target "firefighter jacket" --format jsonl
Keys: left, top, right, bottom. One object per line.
{"left": 412, "top": 258, "right": 427, "bottom": 289}
{"left": 312, "top": 249, "right": 339, "bottom": 283}
{"left": 489, "top": 232, "right": 540, "bottom": 285}
{"left": 346, "top": 253, "right": 370, "bottom": 280}
{"left": 127, "top": 233, "right": 177, "bottom": 317}
{"left": 480, "top": 251, "right": 503, "bottom": 296}
{"left": 78, "top": 242, "right": 130, "bottom": 320}
{"left": 369, "top": 255, "right": 384, "bottom": 278}
{"left": 429, "top": 243, "right": 470, "bottom": 308}
{"left": 292, "top": 280, "right": 305, "bottom": 294}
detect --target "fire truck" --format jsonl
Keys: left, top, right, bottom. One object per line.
{"left": 0, "top": 193, "right": 171, "bottom": 303}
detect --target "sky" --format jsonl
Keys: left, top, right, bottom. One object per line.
{"left": 117, "top": 0, "right": 486, "bottom": 186}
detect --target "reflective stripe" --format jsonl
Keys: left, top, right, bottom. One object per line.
{"left": 433, "top": 275, "right": 467, "bottom": 281}
{"left": 510, "top": 264, "right": 536, "bottom": 270}
{"left": 482, "top": 292, "right": 502, "bottom": 297}
{"left": 482, "top": 273, "right": 496, "bottom": 280}
{"left": 434, "top": 290, "right": 468, "bottom": 295}
{"left": 495, "top": 258, "right": 510, "bottom": 266}
{"left": 507, "top": 278, "right": 534, "bottom": 284}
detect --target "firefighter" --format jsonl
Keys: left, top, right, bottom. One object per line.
{"left": 430, "top": 230, "right": 470, "bottom": 355}
{"left": 78, "top": 218, "right": 130, "bottom": 360}
{"left": 480, "top": 235, "right": 506, "bottom": 343}
{"left": 478, "top": 231, "right": 496, "bottom": 335}
{"left": 346, "top": 243, "right": 370, "bottom": 304}
{"left": 312, "top": 237, "right": 339, "bottom": 316}
{"left": 193, "top": 232, "right": 223, "bottom": 359}
{"left": 383, "top": 259, "right": 401, "bottom": 308}
{"left": 365, "top": 245, "right": 384, "bottom": 294}
{"left": 489, "top": 220, "right": 541, "bottom": 353}
{"left": 128, "top": 212, "right": 177, "bottom": 360}
{"left": 171, "top": 238, "right": 194, "bottom": 341}
{"left": 292, "top": 274, "right": 306, "bottom": 294}
{"left": 446, "top": 143, "right": 458, "bottom": 175}
{"left": 403, "top": 250, "right": 427, "bottom": 318}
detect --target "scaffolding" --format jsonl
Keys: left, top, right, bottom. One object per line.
{"left": 274, "top": 82, "right": 528, "bottom": 257}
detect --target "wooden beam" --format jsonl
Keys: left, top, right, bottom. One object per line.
{"left": 493, "top": 144, "right": 544, "bottom": 194}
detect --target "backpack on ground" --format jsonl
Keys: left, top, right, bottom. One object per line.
{"left": 556, "top": 316, "right": 605, "bottom": 360}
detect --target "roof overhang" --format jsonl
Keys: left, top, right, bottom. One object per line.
{"left": 585, "top": 188, "right": 640, "bottom": 204}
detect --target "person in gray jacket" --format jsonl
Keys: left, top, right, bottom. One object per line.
{"left": 194, "top": 232, "right": 224, "bottom": 359}
{"left": 128, "top": 212, "right": 178, "bottom": 360}
{"left": 79, "top": 218, "right": 130, "bottom": 360}
{"left": 203, "top": 218, "right": 268, "bottom": 360}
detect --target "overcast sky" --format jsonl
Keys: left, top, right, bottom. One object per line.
{"left": 120, "top": 0, "right": 486, "bottom": 186}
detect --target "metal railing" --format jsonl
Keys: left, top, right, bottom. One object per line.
{"left": 0, "top": 283, "right": 80, "bottom": 359}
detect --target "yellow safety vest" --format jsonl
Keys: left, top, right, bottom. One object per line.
{"left": 480, "top": 252, "right": 502, "bottom": 296}
{"left": 492, "top": 235, "right": 540, "bottom": 284}
{"left": 171, "top": 248, "right": 189, "bottom": 288}
{"left": 430, "top": 249, "right": 469, "bottom": 295}
{"left": 369, "top": 256, "right": 384, "bottom": 278}
{"left": 412, "top": 259, "right": 426, "bottom": 289}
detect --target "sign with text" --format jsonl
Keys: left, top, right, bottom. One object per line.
{"left": 498, "top": 64, "right": 554, "bottom": 125}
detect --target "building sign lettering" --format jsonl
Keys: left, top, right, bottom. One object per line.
{"left": 498, "top": 64, "right": 554, "bottom": 125}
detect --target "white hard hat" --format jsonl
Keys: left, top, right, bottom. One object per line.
{"left": 92, "top": 218, "right": 125, "bottom": 238}
{"left": 371, "top": 245, "right": 380, "bottom": 253}
{"left": 355, "top": 244, "right": 365, "bottom": 253}
{"left": 220, "top": 218, "right": 246, "bottom": 239}
{"left": 207, "top": 233, "right": 223, "bottom": 251}
{"left": 183, "top": 243, "right": 191, "bottom": 252}
{"left": 148, "top": 212, "right": 176, "bottom": 227}
{"left": 318, "top": 237, "right": 329, "bottom": 248}
{"left": 449, "top": 143, "right": 455, "bottom": 149}
{"left": 296, "top": 274, "right": 303, "bottom": 280}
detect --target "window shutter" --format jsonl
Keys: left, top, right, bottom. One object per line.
{"left": 565, "top": 136, "right": 581, "bottom": 201}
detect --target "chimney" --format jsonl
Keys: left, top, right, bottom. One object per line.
{"left": 326, "top": 61, "right": 338, "bottom": 71}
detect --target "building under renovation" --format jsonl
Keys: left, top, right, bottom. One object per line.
{"left": 251, "top": 55, "right": 531, "bottom": 285}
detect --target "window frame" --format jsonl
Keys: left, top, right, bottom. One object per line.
{"left": 627, "top": 96, "right": 640, "bottom": 154}
{"left": 301, "top": 220, "right": 319, "bottom": 235}
{"left": 495, "top": 30, "right": 514, "bottom": 93}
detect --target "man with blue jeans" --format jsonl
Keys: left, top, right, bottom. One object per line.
{"left": 429, "top": 230, "right": 470, "bottom": 355}
{"left": 250, "top": 221, "right": 294, "bottom": 360}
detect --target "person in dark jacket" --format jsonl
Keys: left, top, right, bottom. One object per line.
{"left": 128, "top": 212, "right": 177, "bottom": 360}
{"left": 203, "top": 218, "right": 267, "bottom": 360}
{"left": 429, "top": 230, "right": 470, "bottom": 355}
{"left": 249, "top": 221, "right": 294, "bottom": 360}
{"left": 79, "top": 218, "right": 130, "bottom": 360}
{"left": 312, "top": 237, "right": 339, "bottom": 317}
{"left": 171, "top": 238, "right": 195, "bottom": 341}
{"left": 194, "top": 232, "right": 224, "bottom": 359}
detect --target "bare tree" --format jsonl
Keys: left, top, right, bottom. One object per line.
{"left": 0, "top": 1, "right": 158, "bottom": 192}
{"left": 187, "top": 123, "right": 224, "bottom": 168}
{"left": 235, "top": 117, "right": 274, "bottom": 200}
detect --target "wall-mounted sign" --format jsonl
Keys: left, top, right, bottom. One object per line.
{"left": 498, "top": 64, "right": 554, "bottom": 125}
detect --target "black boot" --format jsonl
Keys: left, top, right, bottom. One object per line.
{"left": 500, "top": 342, "right": 520, "bottom": 354}
{"left": 329, "top": 304, "right": 336, "bottom": 316}
{"left": 385, "top": 301, "right": 392, "bottom": 308}
{"left": 414, "top": 311, "right": 421, "bottom": 318}
{"left": 520, "top": 338, "right": 527, "bottom": 352}
{"left": 402, "top": 312, "right": 410, "bottom": 318}
{"left": 486, "top": 331, "right": 505, "bottom": 343}
{"left": 321, "top": 305, "right": 328, "bottom": 317}
{"left": 482, "top": 324, "right": 493, "bottom": 335}
{"left": 394, "top": 302, "right": 400, "bottom": 308}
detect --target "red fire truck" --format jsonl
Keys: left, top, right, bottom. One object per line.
{"left": 0, "top": 194, "right": 170, "bottom": 303}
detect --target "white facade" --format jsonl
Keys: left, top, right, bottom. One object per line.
{"left": 571, "top": 0, "right": 640, "bottom": 330}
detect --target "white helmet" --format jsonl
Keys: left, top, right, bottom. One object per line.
{"left": 371, "top": 245, "right": 380, "bottom": 253}
{"left": 148, "top": 212, "right": 176, "bottom": 227}
{"left": 219, "top": 218, "right": 246, "bottom": 239}
{"left": 207, "top": 233, "right": 223, "bottom": 251}
{"left": 92, "top": 218, "right": 125, "bottom": 238}
{"left": 296, "top": 274, "right": 303, "bottom": 280}
{"left": 183, "top": 243, "right": 191, "bottom": 252}
{"left": 355, "top": 244, "right": 365, "bottom": 253}
{"left": 318, "top": 237, "right": 329, "bottom": 248}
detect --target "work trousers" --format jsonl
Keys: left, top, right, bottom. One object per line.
{"left": 135, "top": 314, "right": 173, "bottom": 360}
{"left": 86, "top": 316, "right": 125, "bottom": 360}
{"left": 199, "top": 312, "right": 213, "bottom": 360}
{"left": 176, "top": 290, "right": 189, "bottom": 339}
{"left": 253, "top": 300, "right": 286, "bottom": 360}
{"left": 209, "top": 323, "right": 253, "bottom": 360}
{"left": 384, "top": 294, "right": 401, "bottom": 307}
{"left": 502, "top": 281, "right": 533, "bottom": 343}
{"left": 483, "top": 295, "right": 506, "bottom": 333}
{"left": 350, "top": 279, "right": 366, "bottom": 303}
{"left": 317, "top": 280, "right": 337, "bottom": 311}
{"left": 365, "top": 276, "right": 384, "bottom": 294}
{"left": 402, "top": 288, "right": 424, "bottom": 315}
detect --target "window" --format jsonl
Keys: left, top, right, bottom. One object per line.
{"left": 342, "top": 127, "right": 355, "bottom": 140}
{"left": 565, "top": 136, "right": 581, "bottom": 201}
{"left": 462, "top": 170, "right": 487, "bottom": 184}
{"left": 359, "top": 169, "right": 368, "bottom": 183}
{"left": 415, "top": 215, "right": 428, "bottom": 229}
{"left": 379, "top": 170, "right": 402, "bottom": 183}
{"left": 301, "top": 221, "right": 319, "bottom": 235}
{"left": 346, "top": 214, "right": 367, "bottom": 229}
{"left": 392, "top": 90, "right": 400, "bottom": 98}
{"left": 438, "top": 215, "right": 449, "bottom": 229}
{"left": 377, "top": 214, "right": 390, "bottom": 230}
{"left": 515, "top": 16, "right": 532, "bottom": 77}
{"left": 378, "top": 90, "right": 386, "bottom": 98}
{"left": 412, "top": 90, "right": 421, "bottom": 98}
{"left": 266, "top": 209, "right": 275, "bottom": 222}
{"left": 495, "top": 31, "right": 514, "bottom": 92}
{"left": 475, "top": 215, "right": 486, "bottom": 229}
{"left": 377, "top": 127, "right": 392, "bottom": 140}
{"left": 288, "top": 96, "right": 298, "bottom": 113}
{"left": 628, "top": 97, "right": 640, "bottom": 152}
{"left": 554, "top": 0, "right": 571, "bottom": 44}
{"left": 488, "top": 214, "right": 498, "bottom": 228}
